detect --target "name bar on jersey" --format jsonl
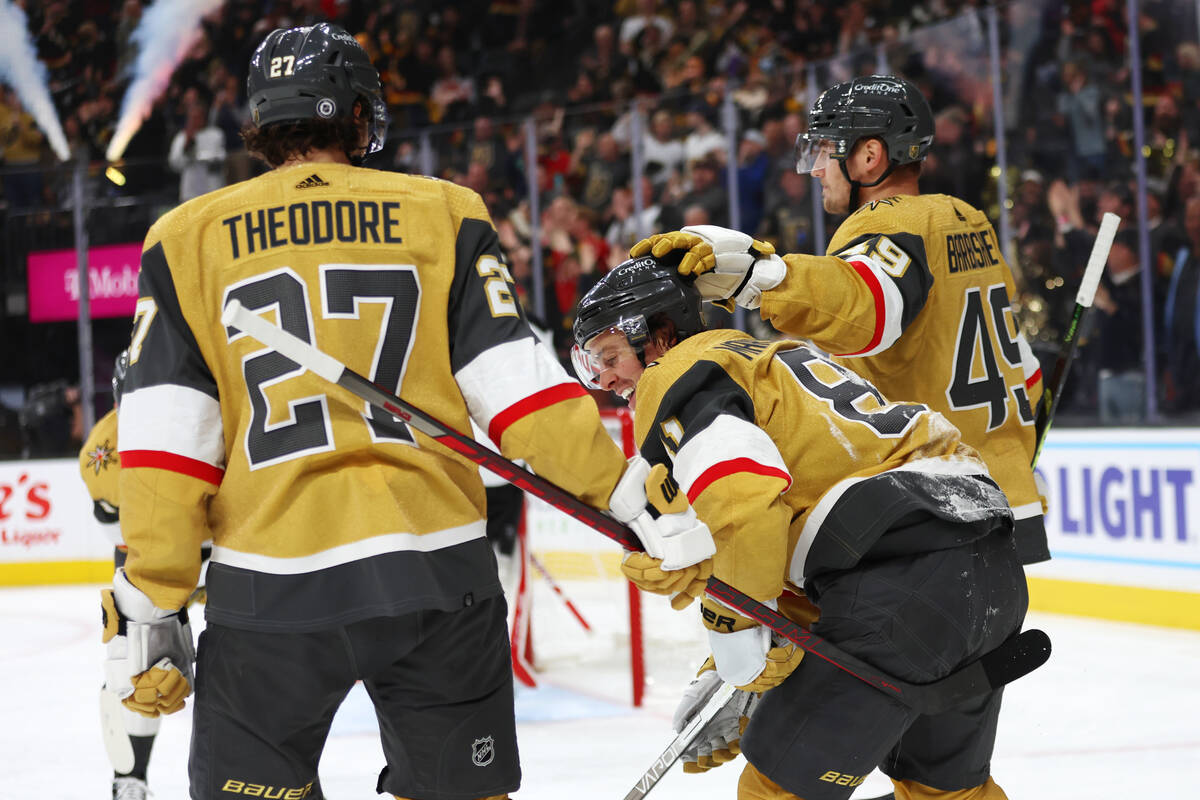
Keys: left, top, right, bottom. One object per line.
{"left": 945, "top": 228, "right": 1001, "bottom": 274}
{"left": 221, "top": 200, "right": 403, "bottom": 260}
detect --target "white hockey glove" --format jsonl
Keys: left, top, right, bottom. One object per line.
{"left": 100, "top": 569, "right": 196, "bottom": 718}
{"left": 630, "top": 224, "right": 786, "bottom": 311}
{"left": 609, "top": 455, "right": 715, "bottom": 571}
{"left": 672, "top": 664, "right": 760, "bottom": 773}
{"left": 701, "top": 597, "right": 804, "bottom": 692}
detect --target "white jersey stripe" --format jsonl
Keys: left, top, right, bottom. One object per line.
{"left": 455, "top": 337, "right": 574, "bottom": 434}
{"left": 118, "top": 384, "right": 225, "bottom": 468}
{"left": 673, "top": 414, "right": 791, "bottom": 497}
{"left": 211, "top": 519, "right": 488, "bottom": 574}
{"left": 839, "top": 254, "right": 906, "bottom": 357}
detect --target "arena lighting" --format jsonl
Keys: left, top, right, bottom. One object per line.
{"left": 104, "top": 165, "right": 126, "bottom": 187}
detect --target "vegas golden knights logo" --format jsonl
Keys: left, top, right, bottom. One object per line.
{"left": 472, "top": 736, "right": 495, "bottom": 767}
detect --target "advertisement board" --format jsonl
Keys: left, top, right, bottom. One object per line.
{"left": 0, "top": 458, "right": 113, "bottom": 584}
{"left": 26, "top": 243, "right": 141, "bottom": 323}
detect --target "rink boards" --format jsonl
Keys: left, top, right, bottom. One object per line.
{"left": 3, "top": 427, "right": 1199, "bottom": 629}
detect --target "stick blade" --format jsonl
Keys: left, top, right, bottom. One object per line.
{"left": 981, "top": 628, "right": 1051, "bottom": 687}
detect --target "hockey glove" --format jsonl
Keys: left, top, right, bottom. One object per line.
{"left": 672, "top": 663, "right": 760, "bottom": 773}
{"left": 101, "top": 569, "right": 196, "bottom": 717}
{"left": 609, "top": 455, "right": 715, "bottom": 571}
{"left": 630, "top": 225, "right": 786, "bottom": 311}
{"left": 701, "top": 596, "right": 804, "bottom": 692}
{"left": 620, "top": 550, "right": 710, "bottom": 609}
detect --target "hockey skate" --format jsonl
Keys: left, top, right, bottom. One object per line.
{"left": 112, "top": 775, "right": 149, "bottom": 800}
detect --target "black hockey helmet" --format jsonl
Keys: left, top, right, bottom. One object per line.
{"left": 795, "top": 74, "right": 934, "bottom": 173}
{"left": 572, "top": 255, "right": 704, "bottom": 387}
{"left": 247, "top": 23, "right": 388, "bottom": 156}
{"left": 112, "top": 349, "right": 129, "bottom": 407}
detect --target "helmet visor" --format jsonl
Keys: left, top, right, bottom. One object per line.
{"left": 365, "top": 94, "right": 389, "bottom": 154}
{"left": 794, "top": 134, "right": 839, "bottom": 174}
{"left": 570, "top": 320, "right": 647, "bottom": 389}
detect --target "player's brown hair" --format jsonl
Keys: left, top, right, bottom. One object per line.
{"left": 240, "top": 110, "right": 365, "bottom": 168}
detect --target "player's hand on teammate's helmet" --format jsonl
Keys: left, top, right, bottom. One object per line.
{"left": 101, "top": 570, "right": 196, "bottom": 717}
{"left": 609, "top": 455, "right": 715, "bottom": 572}
{"left": 672, "top": 661, "right": 760, "bottom": 773}
{"left": 620, "top": 550, "right": 710, "bottom": 609}
{"left": 630, "top": 225, "right": 786, "bottom": 311}
{"left": 700, "top": 596, "right": 804, "bottom": 692}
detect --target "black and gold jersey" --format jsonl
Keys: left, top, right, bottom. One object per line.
{"left": 118, "top": 163, "right": 626, "bottom": 629}
{"left": 80, "top": 408, "right": 120, "bottom": 526}
{"left": 632, "top": 329, "right": 1012, "bottom": 605}
{"left": 759, "top": 193, "right": 1047, "bottom": 562}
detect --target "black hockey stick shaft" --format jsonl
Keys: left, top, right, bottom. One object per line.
{"left": 222, "top": 300, "right": 1050, "bottom": 713}
{"left": 1032, "top": 212, "right": 1120, "bottom": 466}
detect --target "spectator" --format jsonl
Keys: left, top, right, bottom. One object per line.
{"left": 661, "top": 154, "right": 727, "bottom": 230}
{"left": 1162, "top": 196, "right": 1200, "bottom": 413}
{"left": 167, "top": 101, "right": 226, "bottom": 202}
{"left": 0, "top": 89, "right": 47, "bottom": 209}
{"left": 1093, "top": 231, "right": 1149, "bottom": 423}
{"left": 1057, "top": 60, "right": 1107, "bottom": 182}
{"left": 758, "top": 168, "right": 814, "bottom": 255}
{"left": 430, "top": 44, "right": 474, "bottom": 123}
{"left": 642, "top": 109, "right": 686, "bottom": 184}
{"left": 573, "top": 130, "right": 631, "bottom": 214}
{"left": 619, "top": 0, "right": 674, "bottom": 46}
{"left": 736, "top": 129, "right": 770, "bottom": 235}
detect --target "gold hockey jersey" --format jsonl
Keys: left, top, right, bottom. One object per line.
{"left": 632, "top": 329, "right": 1013, "bottom": 605}
{"left": 118, "top": 163, "right": 627, "bottom": 629}
{"left": 80, "top": 408, "right": 120, "bottom": 525}
{"left": 759, "top": 194, "right": 1047, "bottom": 563}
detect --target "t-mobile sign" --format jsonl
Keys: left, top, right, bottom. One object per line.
{"left": 26, "top": 243, "right": 142, "bottom": 322}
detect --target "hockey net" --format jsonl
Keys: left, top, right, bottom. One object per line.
{"left": 507, "top": 408, "right": 709, "bottom": 707}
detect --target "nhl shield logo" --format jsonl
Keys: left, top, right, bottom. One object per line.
{"left": 471, "top": 736, "right": 495, "bottom": 767}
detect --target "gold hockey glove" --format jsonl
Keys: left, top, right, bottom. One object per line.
{"left": 620, "top": 550, "right": 710, "bottom": 609}
{"left": 630, "top": 225, "right": 784, "bottom": 311}
{"left": 101, "top": 569, "right": 196, "bottom": 718}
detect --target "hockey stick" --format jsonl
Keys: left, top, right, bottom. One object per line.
{"left": 528, "top": 550, "right": 593, "bottom": 632}
{"left": 1032, "top": 212, "right": 1120, "bottom": 466}
{"left": 622, "top": 681, "right": 738, "bottom": 800}
{"left": 221, "top": 300, "right": 1050, "bottom": 714}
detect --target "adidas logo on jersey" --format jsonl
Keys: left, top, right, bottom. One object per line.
{"left": 295, "top": 174, "right": 329, "bottom": 189}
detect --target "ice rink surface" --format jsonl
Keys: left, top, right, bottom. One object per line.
{"left": 6, "top": 582, "right": 1200, "bottom": 799}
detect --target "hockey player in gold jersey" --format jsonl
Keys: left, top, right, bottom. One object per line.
{"left": 633, "top": 75, "right": 1049, "bottom": 568}
{"left": 573, "top": 256, "right": 1028, "bottom": 800}
{"left": 99, "top": 23, "right": 713, "bottom": 800}
{"left": 83, "top": 351, "right": 212, "bottom": 800}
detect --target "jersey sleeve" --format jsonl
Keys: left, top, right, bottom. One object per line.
{"left": 445, "top": 187, "right": 626, "bottom": 508}
{"left": 117, "top": 238, "right": 221, "bottom": 610}
{"left": 763, "top": 231, "right": 934, "bottom": 358}
{"left": 635, "top": 359, "right": 791, "bottom": 604}
{"left": 79, "top": 408, "right": 120, "bottom": 523}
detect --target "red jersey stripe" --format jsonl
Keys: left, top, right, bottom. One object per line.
{"left": 488, "top": 383, "right": 588, "bottom": 445}
{"left": 687, "top": 458, "right": 792, "bottom": 503}
{"left": 838, "top": 258, "right": 887, "bottom": 356}
{"left": 1025, "top": 367, "right": 1042, "bottom": 390}
{"left": 121, "top": 450, "right": 224, "bottom": 486}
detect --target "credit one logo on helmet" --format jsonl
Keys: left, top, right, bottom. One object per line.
{"left": 852, "top": 81, "right": 905, "bottom": 96}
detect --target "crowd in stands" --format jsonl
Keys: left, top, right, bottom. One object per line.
{"left": 4, "top": 0, "right": 1200, "bottom": 456}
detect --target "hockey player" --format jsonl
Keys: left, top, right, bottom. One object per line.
{"left": 632, "top": 75, "right": 1049, "bottom": 568}
{"left": 81, "top": 351, "right": 211, "bottom": 800}
{"left": 572, "top": 256, "right": 1028, "bottom": 800}
{"left": 99, "top": 23, "right": 713, "bottom": 800}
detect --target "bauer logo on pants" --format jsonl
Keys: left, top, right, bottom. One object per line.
{"left": 472, "top": 736, "right": 495, "bottom": 767}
